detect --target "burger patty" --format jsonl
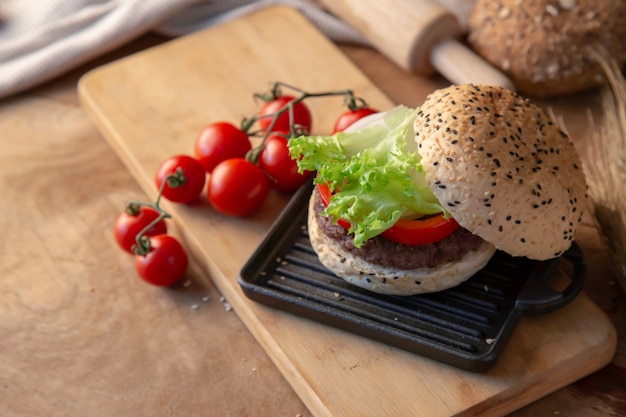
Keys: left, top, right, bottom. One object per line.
{"left": 312, "top": 190, "right": 486, "bottom": 270}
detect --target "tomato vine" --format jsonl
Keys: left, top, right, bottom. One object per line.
{"left": 115, "top": 81, "right": 378, "bottom": 286}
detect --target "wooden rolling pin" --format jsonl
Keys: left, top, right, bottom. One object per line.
{"left": 318, "top": 0, "right": 515, "bottom": 90}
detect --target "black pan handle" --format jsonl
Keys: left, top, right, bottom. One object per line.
{"left": 515, "top": 242, "right": 586, "bottom": 316}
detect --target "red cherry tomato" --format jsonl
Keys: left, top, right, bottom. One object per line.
{"left": 135, "top": 234, "right": 188, "bottom": 286}
{"left": 194, "top": 122, "right": 252, "bottom": 173}
{"left": 258, "top": 134, "right": 312, "bottom": 192}
{"left": 155, "top": 155, "right": 206, "bottom": 204}
{"left": 114, "top": 206, "right": 168, "bottom": 254}
{"left": 208, "top": 158, "right": 269, "bottom": 217}
{"left": 332, "top": 107, "right": 379, "bottom": 133}
{"left": 317, "top": 183, "right": 459, "bottom": 245}
{"left": 257, "top": 95, "right": 312, "bottom": 134}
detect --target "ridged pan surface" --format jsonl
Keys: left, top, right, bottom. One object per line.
{"left": 238, "top": 183, "right": 585, "bottom": 372}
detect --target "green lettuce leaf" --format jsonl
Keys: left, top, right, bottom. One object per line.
{"left": 289, "top": 105, "right": 445, "bottom": 247}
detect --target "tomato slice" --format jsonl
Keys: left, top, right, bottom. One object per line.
{"left": 316, "top": 183, "right": 459, "bottom": 246}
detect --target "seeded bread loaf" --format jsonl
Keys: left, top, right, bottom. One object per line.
{"left": 467, "top": 0, "right": 626, "bottom": 97}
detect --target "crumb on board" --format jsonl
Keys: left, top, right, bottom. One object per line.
{"left": 220, "top": 296, "right": 232, "bottom": 311}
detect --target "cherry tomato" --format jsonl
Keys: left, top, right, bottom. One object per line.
{"left": 258, "top": 134, "right": 311, "bottom": 192}
{"left": 317, "top": 183, "right": 459, "bottom": 245}
{"left": 194, "top": 122, "right": 252, "bottom": 173}
{"left": 332, "top": 107, "right": 379, "bottom": 133}
{"left": 257, "top": 95, "right": 312, "bottom": 134}
{"left": 135, "top": 234, "right": 188, "bottom": 286}
{"left": 208, "top": 158, "right": 269, "bottom": 217}
{"left": 114, "top": 206, "right": 168, "bottom": 254}
{"left": 155, "top": 155, "right": 206, "bottom": 204}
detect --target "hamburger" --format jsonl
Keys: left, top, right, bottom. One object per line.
{"left": 288, "top": 84, "right": 588, "bottom": 296}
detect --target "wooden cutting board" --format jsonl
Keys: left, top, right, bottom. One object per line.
{"left": 78, "top": 6, "right": 616, "bottom": 417}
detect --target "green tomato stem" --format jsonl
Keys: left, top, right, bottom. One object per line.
{"left": 129, "top": 172, "right": 178, "bottom": 256}
{"left": 245, "top": 82, "right": 370, "bottom": 164}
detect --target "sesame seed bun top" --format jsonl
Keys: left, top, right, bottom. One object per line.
{"left": 414, "top": 84, "right": 588, "bottom": 260}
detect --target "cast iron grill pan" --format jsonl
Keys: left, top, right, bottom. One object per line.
{"left": 238, "top": 183, "right": 585, "bottom": 372}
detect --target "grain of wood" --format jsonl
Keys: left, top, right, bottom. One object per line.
{"left": 77, "top": 6, "right": 617, "bottom": 417}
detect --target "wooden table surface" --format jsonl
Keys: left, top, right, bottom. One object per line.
{"left": 1, "top": 32, "right": 624, "bottom": 417}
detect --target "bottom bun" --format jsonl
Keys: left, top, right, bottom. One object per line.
{"left": 307, "top": 194, "right": 497, "bottom": 296}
